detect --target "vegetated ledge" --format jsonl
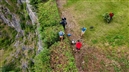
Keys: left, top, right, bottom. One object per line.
{"left": 33, "top": 0, "right": 78, "bottom": 71}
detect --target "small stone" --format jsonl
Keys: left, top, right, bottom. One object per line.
{"left": 82, "top": 61, "right": 85, "bottom": 64}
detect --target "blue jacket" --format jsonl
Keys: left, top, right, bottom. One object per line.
{"left": 82, "top": 27, "right": 87, "bottom": 32}
{"left": 59, "top": 31, "right": 64, "bottom": 36}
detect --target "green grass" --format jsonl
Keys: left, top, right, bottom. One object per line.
{"left": 66, "top": 0, "right": 129, "bottom": 71}
{"left": 66, "top": 0, "right": 129, "bottom": 47}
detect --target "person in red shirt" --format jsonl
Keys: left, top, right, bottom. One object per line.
{"left": 109, "top": 12, "right": 114, "bottom": 20}
{"left": 75, "top": 40, "right": 82, "bottom": 52}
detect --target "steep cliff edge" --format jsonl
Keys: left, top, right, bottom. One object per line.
{"left": 0, "top": 0, "right": 77, "bottom": 71}
{"left": 0, "top": 0, "right": 41, "bottom": 71}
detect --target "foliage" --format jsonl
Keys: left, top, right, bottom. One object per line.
{"left": 34, "top": 48, "right": 51, "bottom": 72}
{"left": 30, "top": 0, "right": 40, "bottom": 9}
{"left": 103, "top": 13, "right": 110, "bottom": 23}
{"left": 49, "top": 40, "right": 77, "bottom": 72}
{"left": 30, "top": 0, "right": 49, "bottom": 9}
{"left": 33, "top": 0, "right": 61, "bottom": 71}
{"left": 33, "top": 0, "right": 78, "bottom": 71}
{"left": 2, "top": 61, "right": 20, "bottom": 72}
{"left": 0, "top": 24, "right": 17, "bottom": 49}
{"left": 38, "top": 1, "right": 60, "bottom": 29}
{"left": 37, "top": 0, "right": 62, "bottom": 47}
{"left": 41, "top": 26, "right": 63, "bottom": 47}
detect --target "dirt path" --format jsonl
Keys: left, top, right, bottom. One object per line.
{"left": 56, "top": 0, "right": 116, "bottom": 72}
{"left": 56, "top": 0, "right": 85, "bottom": 72}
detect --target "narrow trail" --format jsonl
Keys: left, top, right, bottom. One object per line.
{"left": 56, "top": 0, "right": 115, "bottom": 72}
{"left": 56, "top": 0, "right": 86, "bottom": 72}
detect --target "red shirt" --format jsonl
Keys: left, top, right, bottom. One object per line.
{"left": 76, "top": 42, "right": 82, "bottom": 49}
{"left": 109, "top": 13, "right": 114, "bottom": 18}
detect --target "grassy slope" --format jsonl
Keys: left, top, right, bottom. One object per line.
{"left": 34, "top": 0, "right": 77, "bottom": 71}
{"left": 65, "top": 0, "right": 129, "bottom": 71}
{"left": 66, "top": 0, "right": 129, "bottom": 47}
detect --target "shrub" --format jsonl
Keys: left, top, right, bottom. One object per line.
{"left": 103, "top": 13, "right": 110, "bottom": 23}
{"left": 34, "top": 48, "right": 51, "bottom": 72}
{"left": 41, "top": 26, "right": 63, "bottom": 47}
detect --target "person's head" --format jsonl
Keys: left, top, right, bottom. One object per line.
{"left": 77, "top": 40, "right": 80, "bottom": 42}
{"left": 64, "top": 17, "right": 66, "bottom": 20}
{"left": 62, "top": 18, "right": 64, "bottom": 20}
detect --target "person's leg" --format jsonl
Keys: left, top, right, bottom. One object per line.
{"left": 63, "top": 25, "right": 65, "bottom": 29}
{"left": 81, "top": 31, "right": 85, "bottom": 37}
{"left": 76, "top": 48, "right": 80, "bottom": 53}
{"left": 60, "top": 36, "right": 63, "bottom": 41}
{"left": 108, "top": 17, "right": 112, "bottom": 23}
{"left": 110, "top": 17, "right": 112, "bottom": 21}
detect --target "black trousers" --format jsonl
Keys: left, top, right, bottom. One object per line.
{"left": 63, "top": 25, "right": 65, "bottom": 29}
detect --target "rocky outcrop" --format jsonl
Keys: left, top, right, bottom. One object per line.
{"left": 0, "top": 0, "right": 43, "bottom": 71}
{"left": 0, "top": 6, "right": 23, "bottom": 35}
{"left": 25, "top": 0, "right": 43, "bottom": 54}
{"left": 18, "top": 0, "right": 38, "bottom": 25}
{"left": 26, "top": 0, "right": 38, "bottom": 25}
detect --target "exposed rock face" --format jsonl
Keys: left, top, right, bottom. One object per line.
{"left": 0, "top": 0, "right": 43, "bottom": 71}
{"left": 0, "top": 0, "right": 40, "bottom": 71}
{"left": 24, "top": 0, "right": 43, "bottom": 54}
{"left": 26, "top": 0, "right": 38, "bottom": 25}
{"left": 18, "top": 0, "right": 38, "bottom": 25}
{"left": 0, "top": 6, "right": 22, "bottom": 35}
{"left": 0, "top": 0, "right": 38, "bottom": 34}
{"left": 0, "top": 0, "right": 43, "bottom": 72}
{"left": 17, "top": 0, "right": 25, "bottom": 4}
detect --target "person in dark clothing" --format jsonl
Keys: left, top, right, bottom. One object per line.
{"left": 60, "top": 17, "right": 67, "bottom": 29}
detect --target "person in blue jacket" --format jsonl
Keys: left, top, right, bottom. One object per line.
{"left": 59, "top": 31, "right": 65, "bottom": 41}
{"left": 81, "top": 27, "right": 87, "bottom": 37}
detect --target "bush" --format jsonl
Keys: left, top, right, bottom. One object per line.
{"left": 0, "top": 25, "right": 17, "bottom": 49}
{"left": 103, "top": 13, "right": 110, "bottom": 23}
{"left": 38, "top": 1, "right": 60, "bottom": 29}
{"left": 41, "top": 26, "right": 63, "bottom": 47}
{"left": 34, "top": 48, "right": 51, "bottom": 72}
